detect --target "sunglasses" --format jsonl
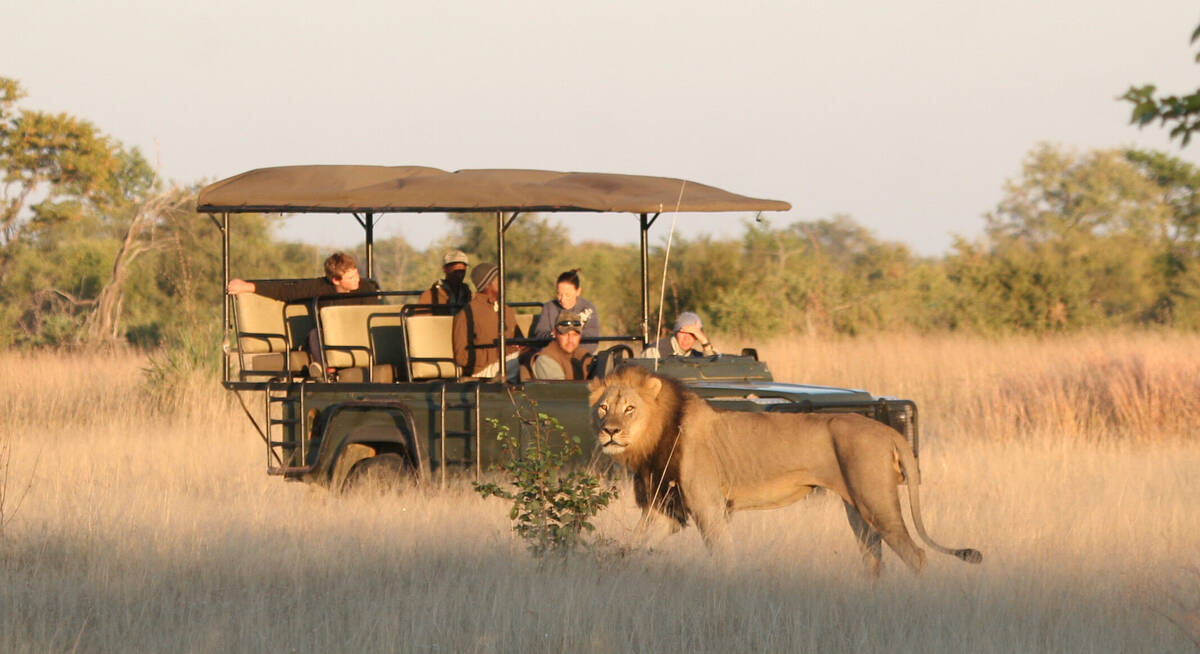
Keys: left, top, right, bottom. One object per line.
{"left": 556, "top": 320, "right": 583, "bottom": 327}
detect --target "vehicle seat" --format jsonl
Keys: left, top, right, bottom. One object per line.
{"left": 317, "top": 304, "right": 407, "bottom": 382}
{"left": 231, "top": 293, "right": 312, "bottom": 379}
{"left": 402, "top": 314, "right": 459, "bottom": 380}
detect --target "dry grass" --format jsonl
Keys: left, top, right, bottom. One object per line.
{"left": 1, "top": 333, "right": 1198, "bottom": 652}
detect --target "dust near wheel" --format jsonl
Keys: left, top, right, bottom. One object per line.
{"left": 340, "top": 453, "right": 412, "bottom": 495}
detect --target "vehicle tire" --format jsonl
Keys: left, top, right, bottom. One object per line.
{"left": 340, "top": 453, "right": 411, "bottom": 495}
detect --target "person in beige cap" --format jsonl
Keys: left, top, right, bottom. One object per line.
{"left": 530, "top": 310, "right": 594, "bottom": 380}
{"left": 415, "top": 250, "right": 471, "bottom": 315}
{"left": 452, "top": 262, "right": 524, "bottom": 380}
{"left": 642, "top": 311, "right": 717, "bottom": 359}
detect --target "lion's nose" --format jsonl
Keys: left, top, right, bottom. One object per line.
{"left": 601, "top": 426, "right": 620, "bottom": 437}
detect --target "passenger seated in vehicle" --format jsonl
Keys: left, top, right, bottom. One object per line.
{"left": 529, "top": 311, "right": 594, "bottom": 380}
{"left": 642, "top": 311, "right": 717, "bottom": 359}
{"left": 414, "top": 250, "right": 471, "bottom": 315}
{"left": 227, "top": 252, "right": 380, "bottom": 306}
{"left": 531, "top": 269, "right": 600, "bottom": 354}
{"left": 452, "top": 262, "right": 524, "bottom": 382}
{"left": 227, "top": 252, "right": 381, "bottom": 374}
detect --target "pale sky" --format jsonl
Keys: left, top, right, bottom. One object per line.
{"left": 4, "top": 0, "right": 1199, "bottom": 255}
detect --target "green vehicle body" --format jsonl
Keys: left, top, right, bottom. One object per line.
{"left": 202, "top": 166, "right": 919, "bottom": 490}
{"left": 226, "top": 353, "right": 917, "bottom": 491}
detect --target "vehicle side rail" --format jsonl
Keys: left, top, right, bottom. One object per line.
{"left": 768, "top": 397, "right": 919, "bottom": 459}
{"left": 506, "top": 334, "right": 641, "bottom": 347}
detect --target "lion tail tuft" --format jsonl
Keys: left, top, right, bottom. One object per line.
{"left": 955, "top": 548, "right": 983, "bottom": 564}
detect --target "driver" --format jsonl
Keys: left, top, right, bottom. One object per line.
{"left": 530, "top": 311, "right": 594, "bottom": 380}
{"left": 642, "top": 311, "right": 717, "bottom": 359}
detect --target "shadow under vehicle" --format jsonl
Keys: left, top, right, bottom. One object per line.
{"left": 199, "top": 166, "right": 920, "bottom": 492}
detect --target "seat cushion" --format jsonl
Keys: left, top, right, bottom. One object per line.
{"left": 242, "top": 351, "right": 311, "bottom": 373}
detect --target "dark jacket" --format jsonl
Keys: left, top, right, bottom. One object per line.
{"left": 252, "top": 277, "right": 381, "bottom": 306}
{"left": 414, "top": 279, "right": 471, "bottom": 315}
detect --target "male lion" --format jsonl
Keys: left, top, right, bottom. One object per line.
{"left": 588, "top": 365, "right": 982, "bottom": 575}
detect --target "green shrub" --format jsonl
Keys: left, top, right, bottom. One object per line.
{"left": 474, "top": 407, "right": 618, "bottom": 557}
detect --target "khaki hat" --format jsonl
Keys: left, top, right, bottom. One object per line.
{"left": 443, "top": 250, "right": 469, "bottom": 266}
{"left": 555, "top": 311, "right": 584, "bottom": 334}
{"left": 470, "top": 262, "right": 499, "bottom": 290}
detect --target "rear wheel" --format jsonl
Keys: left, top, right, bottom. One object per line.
{"left": 340, "top": 453, "right": 411, "bottom": 494}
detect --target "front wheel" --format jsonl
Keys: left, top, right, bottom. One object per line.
{"left": 340, "top": 453, "right": 411, "bottom": 495}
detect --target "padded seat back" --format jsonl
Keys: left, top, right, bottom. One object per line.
{"left": 318, "top": 304, "right": 407, "bottom": 369}
{"left": 403, "top": 314, "right": 458, "bottom": 379}
{"left": 515, "top": 313, "right": 534, "bottom": 338}
{"left": 232, "top": 293, "right": 313, "bottom": 376}
{"left": 234, "top": 293, "right": 286, "bottom": 353}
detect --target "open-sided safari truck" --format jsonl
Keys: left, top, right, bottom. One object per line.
{"left": 198, "top": 166, "right": 920, "bottom": 491}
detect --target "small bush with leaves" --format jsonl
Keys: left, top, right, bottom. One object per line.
{"left": 474, "top": 408, "right": 618, "bottom": 557}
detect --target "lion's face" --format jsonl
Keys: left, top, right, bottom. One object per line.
{"left": 588, "top": 374, "right": 663, "bottom": 459}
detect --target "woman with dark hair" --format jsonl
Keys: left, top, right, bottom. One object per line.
{"left": 531, "top": 269, "right": 601, "bottom": 353}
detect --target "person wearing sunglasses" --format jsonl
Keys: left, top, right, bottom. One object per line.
{"left": 530, "top": 310, "right": 594, "bottom": 380}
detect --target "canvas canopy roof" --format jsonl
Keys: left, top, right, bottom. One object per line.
{"left": 197, "top": 165, "right": 791, "bottom": 214}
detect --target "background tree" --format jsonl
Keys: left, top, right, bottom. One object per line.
{"left": 945, "top": 145, "right": 1170, "bottom": 331}
{"left": 0, "top": 77, "right": 119, "bottom": 255}
{"left": 1123, "top": 148, "right": 1200, "bottom": 326}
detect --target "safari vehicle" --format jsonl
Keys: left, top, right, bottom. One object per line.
{"left": 198, "top": 166, "right": 920, "bottom": 491}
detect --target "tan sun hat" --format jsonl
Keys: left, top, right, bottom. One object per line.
{"left": 443, "top": 250, "right": 469, "bottom": 266}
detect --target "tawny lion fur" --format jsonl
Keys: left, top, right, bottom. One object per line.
{"left": 588, "top": 365, "right": 982, "bottom": 575}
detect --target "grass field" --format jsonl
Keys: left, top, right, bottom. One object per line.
{"left": 1, "top": 333, "right": 1198, "bottom": 652}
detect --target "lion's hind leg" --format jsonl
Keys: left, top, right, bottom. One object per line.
{"left": 834, "top": 426, "right": 927, "bottom": 575}
{"left": 843, "top": 501, "right": 883, "bottom": 577}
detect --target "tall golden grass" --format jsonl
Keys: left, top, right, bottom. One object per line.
{"left": 1, "top": 333, "right": 1198, "bottom": 652}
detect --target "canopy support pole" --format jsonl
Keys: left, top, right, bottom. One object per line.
{"left": 496, "top": 211, "right": 508, "bottom": 381}
{"left": 639, "top": 213, "right": 650, "bottom": 347}
{"left": 353, "top": 212, "right": 377, "bottom": 278}
{"left": 365, "top": 212, "right": 374, "bottom": 278}
{"left": 639, "top": 212, "right": 659, "bottom": 348}
{"left": 212, "top": 212, "right": 230, "bottom": 384}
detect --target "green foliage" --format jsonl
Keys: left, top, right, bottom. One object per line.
{"left": 1123, "top": 149, "right": 1200, "bottom": 326}
{"left": 945, "top": 145, "right": 1186, "bottom": 332}
{"left": 473, "top": 405, "right": 618, "bottom": 557}
{"left": 1, "top": 77, "right": 120, "bottom": 248}
{"left": 6, "top": 74, "right": 1200, "bottom": 348}
{"left": 1122, "top": 22, "right": 1200, "bottom": 146}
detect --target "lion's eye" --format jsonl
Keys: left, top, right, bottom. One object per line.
{"left": 624, "top": 405, "right": 635, "bottom": 415}
{"left": 597, "top": 404, "right": 608, "bottom": 416}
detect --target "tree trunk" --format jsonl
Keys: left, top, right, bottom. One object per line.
{"left": 80, "top": 187, "right": 188, "bottom": 345}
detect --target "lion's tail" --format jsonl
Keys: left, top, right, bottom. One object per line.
{"left": 890, "top": 431, "right": 983, "bottom": 565}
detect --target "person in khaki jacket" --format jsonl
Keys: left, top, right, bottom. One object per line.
{"left": 530, "top": 310, "right": 594, "bottom": 380}
{"left": 452, "top": 262, "right": 523, "bottom": 381}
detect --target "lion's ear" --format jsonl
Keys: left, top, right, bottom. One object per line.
{"left": 587, "top": 378, "right": 607, "bottom": 405}
{"left": 642, "top": 376, "right": 663, "bottom": 398}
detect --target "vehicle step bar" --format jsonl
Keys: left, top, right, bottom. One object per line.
{"left": 436, "top": 383, "right": 481, "bottom": 489}
{"left": 267, "top": 465, "right": 314, "bottom": 477}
